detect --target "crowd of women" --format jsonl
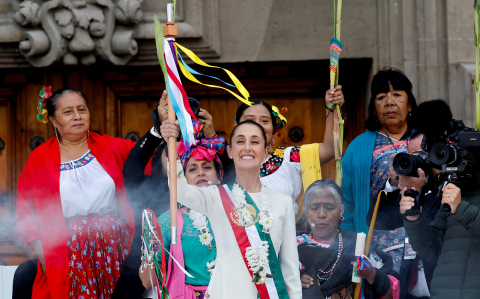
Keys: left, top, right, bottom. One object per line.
{"left": 12, "top": 67, "right": 438, "bottom": 299}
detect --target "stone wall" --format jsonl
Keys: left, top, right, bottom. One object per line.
{"left": 0, "top": 0, "right": 478, "bottom": 122}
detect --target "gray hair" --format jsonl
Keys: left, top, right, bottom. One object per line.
{"left": 303, "top": 179, "right": 344, "bottom": 211}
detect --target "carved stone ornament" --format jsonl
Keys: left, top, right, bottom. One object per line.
{"left": 13, "top": 0, "right": 143, "bottom": 66}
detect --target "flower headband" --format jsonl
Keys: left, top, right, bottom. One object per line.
{"left": 177, "top": 119, "right": 227, "bottom": 180}
{"left": 271, "top": 105, "right": 288, "bottom": 135}
{"left": 36, "top": 86, "right": 52, "bottom": 124}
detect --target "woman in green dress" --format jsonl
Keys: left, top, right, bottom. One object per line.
{"left": 140, "top": 120, "right": 226, "bottom": 299}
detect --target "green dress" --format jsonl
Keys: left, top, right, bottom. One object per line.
{"left": 158, "top": 211, "right": 217, "bottom": 286}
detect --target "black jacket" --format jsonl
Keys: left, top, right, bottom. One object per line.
{"left": 112, "top": 130, "right": 170, "bottom": 299}
{"left": 404, "top": 188, "right": 480, "bottom": 299}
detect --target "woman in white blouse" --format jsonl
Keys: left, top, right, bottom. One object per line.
{"left": 161, "top": 119, "right": 301, "bottom": 299}
{"left": 15, "top": 88, "right": 135, "bottom": 299}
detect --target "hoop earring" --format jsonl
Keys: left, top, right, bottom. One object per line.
{"left": 55, "top": 127, "right": 60, "bottom": 144}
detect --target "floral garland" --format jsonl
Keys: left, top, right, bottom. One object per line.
{"left": 189, "top": 209, "right": 216, "bottom": 276}
{"left": 231, "top": 183, "right": 274, "bottom": 284}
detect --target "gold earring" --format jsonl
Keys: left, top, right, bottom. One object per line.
{"left": 309, "top": 220, "right": 315, "bottom": 228}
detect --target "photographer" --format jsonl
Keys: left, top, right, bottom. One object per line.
{"left": 400, "top": 181, "right": 480, "bottom": 299}
{"left": 399, "top": 99, "right": 480, "bottom": 299}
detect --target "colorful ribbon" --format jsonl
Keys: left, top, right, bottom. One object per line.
{"left": 271, "top": 106, "right": 288, "bottom": 135}
{"left": 36, "top": 86, "right": 52, "bottom": 123}
{"left": 353, "top": 255, "right": 370, "bottom": 277}
{"left": 164, "top": 38, "right": 196, "bottom": 148}
{"left": 329, "top": 38, "right": 343, "bottom": 88}
{"left": 175, "top": 42, "right": 253, "bottom": 106}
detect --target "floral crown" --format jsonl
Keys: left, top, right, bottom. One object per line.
{"left": 271, "top": 105, "right": 288, "bottom": 136}
{"left": 36, "top": 86, "right": 52, "bottom": 124}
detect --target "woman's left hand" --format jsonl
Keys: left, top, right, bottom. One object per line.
{"left": 301, "top": 274, "right": 315, "bottom": 289}
{"left": 351, "top": 259, "right": 376, "bottom": 285}
{"left": 160, "top": 119, "right": 180, "bottom": 140}
{"left": 442, "top": 183, "right": 462, "bottom": 214}
{"left": 198, "top": 108, "right": 216, "bottom": 137}
{"left": 325, "top": 85, "right": 344, "bottom": 107}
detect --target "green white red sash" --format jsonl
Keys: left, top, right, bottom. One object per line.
{"left": 218, "top": 183, "right": 290, "bottom": 299}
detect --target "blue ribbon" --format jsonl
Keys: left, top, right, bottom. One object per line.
{"left": 177, "top": 52, "right": 237, "bottom": 88}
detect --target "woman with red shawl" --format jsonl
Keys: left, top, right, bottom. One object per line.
{"left": 15, "top": 87, "right": 135, "bottom": 299}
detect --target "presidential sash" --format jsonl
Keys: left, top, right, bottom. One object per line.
{"left": 218, "top": 183, "right": 290, "bottom": 299}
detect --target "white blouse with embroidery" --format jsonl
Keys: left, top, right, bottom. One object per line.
{"left": 259, "top": 146, "right": 302, "bottom": 213}
{"left": 59, "top": 150, "right": 117, "bottom": 218}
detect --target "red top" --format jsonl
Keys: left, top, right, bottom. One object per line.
{"left": 16, "top": 132, "right": 135, "bottom": 299}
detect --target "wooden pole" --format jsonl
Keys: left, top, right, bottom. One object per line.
{"left": 353, "top": 190, "right": 385, "bottom": 298}
{"left": 167, "top": 98, "right": 178, "bottom": 244}
{"left": 164, "top": 2, "right": 179, "bottom": 245}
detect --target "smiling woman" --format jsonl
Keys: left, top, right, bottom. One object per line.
{"left": 341, "top": 67, "right": 418, "bottom": 235}
{"left": 160, "top": 119, "right": 301, "bottom": 299}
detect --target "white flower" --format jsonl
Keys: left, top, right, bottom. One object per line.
{"left": 199, "top": 233, "right": 213, "bottom": 246}
{"left": 259, "top": 271, "right": 267, "bottom": 278}
{"left": 258, "top": 277, "right": 266, "bottom": 284}
{"left": 206, "top": 260, "right": 216, "bottom": 276}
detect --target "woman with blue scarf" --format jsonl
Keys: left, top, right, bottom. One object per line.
{"left": 340, "top": 67, "right": 417, "bottom": 236}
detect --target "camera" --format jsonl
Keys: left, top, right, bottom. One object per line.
{"left": 393, "top": 151, "right": 428, "bottom": 177}
{"left": 399, "top": 100, "right": 480, "bottom": 213}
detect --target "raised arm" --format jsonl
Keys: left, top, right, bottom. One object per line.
{"left": 173, "top": 159, "right": 217, "bottom": 217}
{"left": 279, "top": 198, "right": 302, "bottom": 299}
{"left": 318, "top": 85, "right": 344, "bottom": 166}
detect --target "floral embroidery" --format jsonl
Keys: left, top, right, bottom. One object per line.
{"left": 259, "top": 146, "right": 301, "bottom": 177}
{"left": 273, "top": 148, "right": 284, "bottom": 158}
{"left": 61, "top": 151, "right": 95, "bottom": 171}
{"left": 67, "top": 213, "right": 132, "bottom": 299}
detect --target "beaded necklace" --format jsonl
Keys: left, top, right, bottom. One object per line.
{"left": 315, "top": 232, "right": 343, "bottom": 281}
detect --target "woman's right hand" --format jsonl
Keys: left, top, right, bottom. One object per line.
{"left": 400, "top": 187, "right": 420, "bottom": 221}
{"left": 160, "top": 119, "right": 180, "bottom": 140}
{"left": 301, "top": 274, "right": 315, "bottom": 288}
{"left": 139, "top": 262, "right": 158, "bottom": 290}
{"left": 28, "top": 240, "right": 46, "bottom": 273}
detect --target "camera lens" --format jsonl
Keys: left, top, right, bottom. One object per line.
{"left": 429, "top": 142, "right": 454, "bottom": 166}
{"left": 393, "top": 153, "right": 414, "bottom": 176}
{"left": 435, "top": 147, "right": 447, "bottom": 160}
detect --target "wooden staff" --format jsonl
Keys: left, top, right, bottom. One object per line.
{"left": 353, "top": 190, "right": 385, "bottom": 298}
{"left": 164, "top": 2, "right": 179, "bottom": 245}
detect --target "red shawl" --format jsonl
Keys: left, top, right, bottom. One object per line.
{"left": 16, "top": 132, "right": 135, "bottom": 299}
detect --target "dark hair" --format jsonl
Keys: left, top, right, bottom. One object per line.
{"left": 230, "top": 120, "right": 268, "bottom": 148}
{"left": 47, "top": 88, "right": 89, "bottom": 117}
{"left": 365, "top": 67, "right": 418, "bottom": 131}
{"left": 151, "top": 142, "right": 168, "bottom": 181}
{"left": 235, "top": 100, "right": 276, "bottom": 128}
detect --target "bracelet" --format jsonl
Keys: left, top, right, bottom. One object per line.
{"left": 325, "top": 104, "right": 335, "bottom": 112}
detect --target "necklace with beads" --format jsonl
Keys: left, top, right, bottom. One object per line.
{"left": 315, "top": 232, "right": 343, "bottom": 281}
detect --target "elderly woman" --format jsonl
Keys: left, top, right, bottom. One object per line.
{"left": 15, "top": 88, "right": 135, "bottom": 299}
{"left": 341, "top": 67, "right": 418, "bottom": 234}
{"left": 298, "top": 179, "right": 398, "bottom": 299}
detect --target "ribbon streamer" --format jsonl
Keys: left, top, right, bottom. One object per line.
{"left": 175, "top": 42, "right": 252, "bottom": 106}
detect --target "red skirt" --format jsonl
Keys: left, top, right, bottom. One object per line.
{"left": 66, "top": 212, "right": 132, "bottom": 299}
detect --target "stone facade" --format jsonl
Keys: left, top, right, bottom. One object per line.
{"left": 0, "top": 0, "right": 477, "bottom": 122}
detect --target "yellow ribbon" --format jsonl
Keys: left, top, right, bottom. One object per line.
{"left": 175, "top": 43, "right": 253, "bottom": 106}
{"left": 296, "top": 143, "right": 322, "bottom": 222}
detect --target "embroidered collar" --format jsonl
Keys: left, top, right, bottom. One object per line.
{"left": 60, "top": 150, "right": 95, "bottom": 171}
